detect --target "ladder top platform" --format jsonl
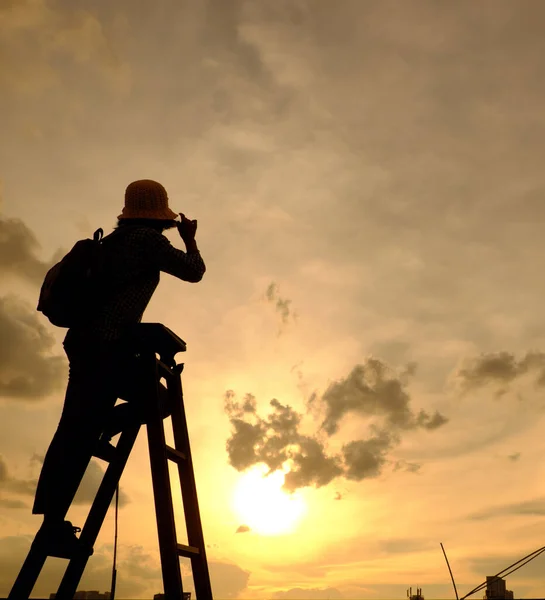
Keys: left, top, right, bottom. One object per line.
{"left": 127, "top": 323, "right": 187, "bottom": 360}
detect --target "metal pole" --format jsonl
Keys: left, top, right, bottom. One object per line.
{"left": 110, "top": 483, "right": 119, "bottom": 600}
{"left": 440, "top": 543, "right": 459, "bottom": 600}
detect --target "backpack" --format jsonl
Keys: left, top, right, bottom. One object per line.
{"left": 37, "top": 228, "right": 107, "bottom": 328}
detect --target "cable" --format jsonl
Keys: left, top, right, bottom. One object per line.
{"left": 460, "top": 545, "right": 545, "bottom": 600}
{"left": 461, "top": 546, "right": 545, "bottom": 599}
{"left": 110, "top": 483, "right": 119, "bottom": 600}
{"left": 463, "top": 548, "right": 545, "bottom": 599}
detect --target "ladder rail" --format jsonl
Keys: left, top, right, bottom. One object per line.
{"left": 144, "top": 350, "right": 185, "bottom": 597}
{"left": 169, "top": 367, "right": 214, "bottom": 600}
{"left": 55, "top": 421, "right": 141, "bottom": 599}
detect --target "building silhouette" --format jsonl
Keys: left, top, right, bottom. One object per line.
{"left": 49, "top": 592, "right": 110, "bottom": 599}
{"left": 484, "top": 576, "right": 514, "bottom": 600}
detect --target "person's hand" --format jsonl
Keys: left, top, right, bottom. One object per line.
{"left": 177, "top": 213, "right": 197, "bottom": 242}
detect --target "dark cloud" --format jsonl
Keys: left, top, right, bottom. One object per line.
{"left": 120, "top": 544, "right": 162, "bottom": 581}
{"left": 0, "top": 454, "right": 129, "bottom": 510}
{"left": 0, "top": 214, "right": 66, "bottom": 401}
{"left": 0, "top": 217, "right": 50, "bottom": 285}
{"left": 314, "top": 359, "right": 448, "bottom": 435}
{"left": 0, "top": 534, "right": 148, "bottom": 599}
{"left": 225, "top": 393, "right": 343, "bottom": 492}
{"left": 466, "top": 551, "right": 545, "bottom": 584}
{"left": 468, "top": 498, "right": 545, "bottom": 521}
{"left": 265, "top": 282, "right": 297, "bottom": 330}
{"left": 0, "top": 533, "right": 248, "bottom": 598}
{"left": 0, "top": 454, "right": 37, "bottom": 507}
{"left": 175, "top": 559, "right": 250, "bottom": 599}
{"left": 0, "top": 498, "right": 27, "bottom": 509}
{"left": 283, "top": 436, "right": 344, "bottom": 491}
{"left": 225, "top": 359, "right": 446, "bottom": 491}
{"left": 342, "top": 430, "right": 394, "bottom": 481}
{"left": 236, "top": 524, "right": 250, "bottom": 533}
{"left": 508, "top": 452, "right": 521, "bottom": 462}
{"left": 378, "top": 537, "right": 435, "bottom": 555}
{"left": 208, "top": 560, "right": 251, "bottom": 599}
{"left": 393, "top": 460, "right": 422, "bottom": 474}
{"left": 273, "top": 587, "right": 344, "bottom": 600}
{"left": 0, "top": 295, "right": 66, "bottom": 399}
{"left": 73, "top": 459, "right": 130, "bottom": 508}
{"left": 455, "top": 351, "right": 545, "bottom": 395}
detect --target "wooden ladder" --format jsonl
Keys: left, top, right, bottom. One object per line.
{"left": 8, "top": 323, "right": 213, "bottom": 600}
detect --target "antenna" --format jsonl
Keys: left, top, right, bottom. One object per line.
{"left": 440, "top": 542, "right": 460, "bottom": 600}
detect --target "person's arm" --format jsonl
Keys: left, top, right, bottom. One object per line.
{"left": 149, "top": 215, "right": 206, "bottom": 282}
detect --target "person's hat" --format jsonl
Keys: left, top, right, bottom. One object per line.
{"left": 118, "top": 179, "right": 179, "bottom": 220}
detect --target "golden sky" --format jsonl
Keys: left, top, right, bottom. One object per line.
{"left": 2, "top": 0, "right": 545, "bottom": 598}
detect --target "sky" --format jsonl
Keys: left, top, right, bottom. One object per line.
{"left": 2, "top": 0, "right": 545, "bottom": 598}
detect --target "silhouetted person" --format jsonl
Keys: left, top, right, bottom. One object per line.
{"left": 32, "top": 179, "right": 205, "bottom": 553}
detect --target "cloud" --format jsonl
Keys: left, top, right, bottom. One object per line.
{"left": 29, "top": 453, "right": 130, "bottom": 508}
{"left": 0, "top": 454, "right": 36, "bottom": 507}
{"left": 225, "top": 392, "right": 344, "bottom": 492}
{"left": 455, "top": 351, "right": 545, "bottom": 395}
{"left": 342, "top": 430, "right": 395, "bottom": 481}
{"left": 466, "top": 551, "right": 545, "bottom": 584}
{"left": 507, "top": 452, "right": 521, "bottom": 462}
{"left": 283, "top": 435, "right": 344, "bottom": 491}
{"left": 314, "top": 359, "right": 449, "bottom": 435}
{"left": 0, "top": 534, "right": 172, "bottom": 599}
{"left": 0, "top": 216, "right": 66, "bottom": 399}
{"left": 0, "top": 453, "right": 129, "bottom": 512}
{"left": 377, "top": 537, "right": 436, "bottom": 555}
{"left": 224, "top": 359, "right": 447, "bottom": 491}
{"left": 73, "top": 459, "right": 130, "bottom": 508}
{"left": 0, "top": 295, "right": 66, "bottom": 399}
{"left": 0, "top": 0, "right": 131, "bottom": 98}
{"left": 265, "top": 282, "right": 297, "bottom": 331}
{"left": 236, "top": 524, "right": 250, "bottom": 533}
{"left": 119, "top": 544, "right": 161, "bottom": 581}
{"left": 208, "top": 560, "right": 251, "bottom": 599}
{"left": 0, "top": 217, "right": 51, "bottom": 285}
{"left": 393, "top": 460, "right": 422, "bottom": 474}
{"left": 468, "top": 498, "right": 545, "bottom": 521}
{"left": 0, "top": 498, "right": 27, "bottom": 509}
{"left": 273, "top": 587, "right": 344, "bottom": 600}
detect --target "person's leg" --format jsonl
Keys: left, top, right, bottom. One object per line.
{"left": 33, "top": 339, "right": 119, "bottom": 519}
{"left": 100, "top": 350, "right": 175, "bottom": 440}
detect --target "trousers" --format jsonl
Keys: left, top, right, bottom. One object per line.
{"left": 32, "top": 329, "right": 173, "bottom": 518}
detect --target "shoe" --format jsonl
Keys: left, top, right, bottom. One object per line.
{"left": 37, "top": 519, "right": 94, "bottom": 559}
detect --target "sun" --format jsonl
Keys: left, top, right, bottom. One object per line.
{"left": 232, "top": 465, "right": 307, "bottom": 536}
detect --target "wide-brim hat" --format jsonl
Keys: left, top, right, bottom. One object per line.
{"left": 118, "top": 179, "right": 179, "bottom": 220}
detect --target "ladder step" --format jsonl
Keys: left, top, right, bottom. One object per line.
{"left": 177, "top": 543, "right": 200, "bottom": 558}
{"left": 157, "top": 359, "right": 176, "bottom": 378}
{"left": 165, "top": 444, "right": 187, "bottom": 463}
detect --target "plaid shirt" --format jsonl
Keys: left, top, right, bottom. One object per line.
{"left": 67, "top": 225, "right": 206, "bottom": 343}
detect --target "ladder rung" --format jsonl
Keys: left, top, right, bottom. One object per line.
{"left": 157, "top": 359, "right": 176, "bottom": 378}
{"left": 177, "top": 543, "right": 200, "bottom": 558}
{"left": 165, "top": 444, "right": 187, "bottom": 463}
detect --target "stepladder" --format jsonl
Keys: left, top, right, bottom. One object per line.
{"left": 9, "top": 323, "right": 213, "bottom": 600}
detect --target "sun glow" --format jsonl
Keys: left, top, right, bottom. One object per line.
{"left": 232, "top": 465, "right": 307, "bottom": 536}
